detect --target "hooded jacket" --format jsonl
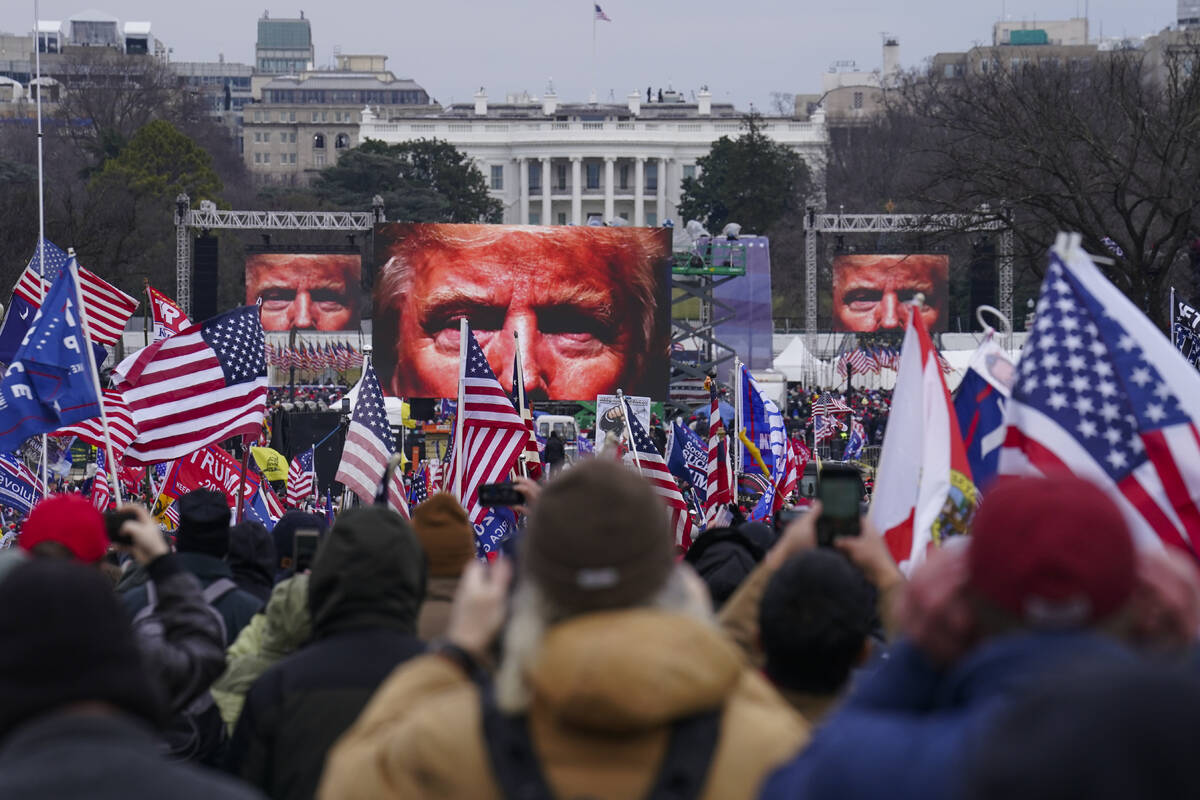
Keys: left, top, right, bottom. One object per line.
{"left": 212, "top": 574, "right": 312, "bottom": 732}
{"left": 226, "top": 508, "right": 426, "bottom": 800}
{"left": 317, "top": 609, "right": 809, "bottom": 800}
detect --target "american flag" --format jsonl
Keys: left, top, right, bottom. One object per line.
{"left": 1000, "top": 236, "right": 1200, "bottom": 561}
{"left": 334, "top": 361, "right": 409, "bottom": 518}
{"left": 116, "top": 305, "right": 267, "bottom": 466}
{"left": 92, "top": 449, "right": 111, "bottom": 511}
{"left": 447, "top": 325, "right": 527, "bottom": 525}
{"left": 512, "top": 349, "right": 542, "bottom": 479}
{"left": 704, "top": 378, "right": 732, "bottom": 525}
{"left": 287, "top": 447, "right": 315, "bottom": 508}
{"left": 260, "top": 477, "right": 286, "bottom": 519}
{"left": 15, "top": 251, "right": 138, "bottom": 346}
{"left": 810, "top": 391, "right": 854, "bottom": 421}
{"left": 594, "top": 3, "right": 612, "bottom": 21}
{"left": 51, "top": 390, "right": 138, "bottom": 459}
{"left": 409, "top": 463, "right": 429, "bottom": 507}
{"left": 774, "top": 436, "right": 800, "bottom": 511}
{"left": 623, "top": 395, "right": 698, "bottom": 549}
{"left": 813, "top": 413, "right": 847, "bottom": 445}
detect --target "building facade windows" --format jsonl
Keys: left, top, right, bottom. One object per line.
{"left": 586, "top": 162, "right": 601, "bottom": 189}
{"left": 683, "top": 164, "right": 696, "bottom": 181}
{"left": 335, "top": 133, "right": 350, "bottom": 149}
{"left": 529, "top": 210, "right": 541, "bottom": 225}
{"left": 529, "top": 161, "right": 541, "bottom": 191}
{"left": 620, "top": 164, "right": 630, "bottom": 189}
{"left": 556, "top": 163, "right": 568, "bottom": 190}
{"left": 490, "top": 165, "right": 504, "bottom": 190}
{"left": 853, "top": 91, "right": 864, "bottom": 109}
{"left": 313, "top": 133, "right": 326, "bottom": 149}
{"left": 646, "top": 162, "right": 658, "bottom": 192}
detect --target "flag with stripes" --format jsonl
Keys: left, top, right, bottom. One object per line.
{"left": 446, "top": 325, "right": 527, "bottom": 527}
{"left": 704, "top": 378, "right": 732, "bottom": 526}
{"left": 13, "top": 254, "right": 137, "bottom": 347}
{"left": 622, "top": 395, "right": 698, "bottom": 549}
{"left": 512, "top": 351, "right": 542, "bottom": 479}
{"left": 810, "top": 391, "right": 854, "bottom": 421}
{"left": 0, "top": 241, "right": 74, "bottom": 362}
{"left": 409, "top": 463, "right": 429, "bottom": 507}
{"left": 741, "top": 366, "right": 791, "bottom": 521}
{"left": 92, "top": 449, "right": 111, "bottom": 511}
{"left": 334, "top": 361, "right": 409, "bottom": 518}
{"left": 846, "top": 418, "right": 867, "bottom": 460}
{"left": 115, "top": 305, "right": 267, "bottom": 466}
{"left": 286, "top": 447, "right": 315, "bottom": 508}
{"left": 594, "top": 3, "right": 612, "bottom": 21}
{"left": 0, "top": 452, "right": 42, "bottom": 513}
{"left": 1000, "top": 236, "right": 1200, "bottom": 562}
{"left": 51, "top": 390, "right": 137, "bottom": 459}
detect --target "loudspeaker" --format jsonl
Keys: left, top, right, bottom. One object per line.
{"left": 969, "top": 239, "right": 997, "bottom": 331}
{"left": 281, "top": 411, "right": 345, "bottom": 496}
{"left": 193, "top": 234, "right": 219, "bottom": 322}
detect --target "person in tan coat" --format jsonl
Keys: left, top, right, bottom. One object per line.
{"left": 410, "top": 492, "right": 477, "bottom": 641}
{"left": 318, "top": 459, "right": 808, "bottom": 800}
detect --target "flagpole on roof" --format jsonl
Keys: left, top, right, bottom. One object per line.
{"left": 453, "top": 318, "right": 468, "bottom": 501}
{"left": 66, "top": 252, "right": 122, "bottom": 507}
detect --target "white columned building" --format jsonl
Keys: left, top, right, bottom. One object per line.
{"left": 359, "top": 88, "right": 828, "bottom": 226}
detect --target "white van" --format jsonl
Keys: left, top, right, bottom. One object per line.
{"left": 534, "top": 415, "right": 579, "bottom": 461}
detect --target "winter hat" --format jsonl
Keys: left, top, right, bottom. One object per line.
{"left": 174, "top": 489, "right": 231, "bottom": 558}
{"left": 411, "top": 492, "right": 475, "bottom": 578}
{"left": 0, "top": 559, "right": 162, "bottom": 738}
{"left": 523, "top": 458, "right": 675, "bottom": 614}
{"left": 969, "top": 474, "right": 1135, "bottom": 628}
{"left": 19, "top": 494, "right": 108, "bottom": 563}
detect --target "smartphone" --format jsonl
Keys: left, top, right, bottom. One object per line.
{"left": 816, "top": 464, "right": 865, "bottom": 547}
{"left": 774, "top": 506, "right": 804, "bottom": 535}
{"left": 293, "top": 529, "right": 321, "bottom": 573}
{"left": 103, "top": 509, "right": 139, "bottom": 545}
{"left": 478, "top": 483, "right": 525, "bottom": 507}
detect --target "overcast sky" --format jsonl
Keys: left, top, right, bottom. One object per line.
{"left": 15, "top": 1, "right": 1176, "bottom": 110}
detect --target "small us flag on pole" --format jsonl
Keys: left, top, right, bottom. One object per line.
{"left": 594, "top": 3, "right": 612, "bottom": 21}
{"left": 287, "top": 447, "right": 315, "bottom": 509}
{"left": 334, "top": 361, "right": 409, "bottom": 518}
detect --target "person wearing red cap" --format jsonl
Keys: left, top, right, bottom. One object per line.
{"left": 18, "top": 493, "right": 110, "bottom": 564}
{"left": 761, "top": 473, "right": 1200, "bottom": 800}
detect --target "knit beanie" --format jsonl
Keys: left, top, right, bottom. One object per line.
{"left": 411, "top": 492, "right": 475, "bottom": 578}
{"left": 174, "top": 489, "right": 231, "bottom": 558}
{"left": 522, "top": 459, "right": 675, "bottom": 614}
{"left": 19, "top": 494, "right": 109, "bottom": 563}
{"left": 969, "top": 474, "right": 1135, "bottom": 628}
{"left": 0, "top": 559, "right": 163, "bottom": 738}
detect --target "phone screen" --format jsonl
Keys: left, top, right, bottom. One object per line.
{"left": 820, "top": 478, "right": 862, "bottom": 518}
{"left": 293, "top": 529, "right": 321, "bottom": 573}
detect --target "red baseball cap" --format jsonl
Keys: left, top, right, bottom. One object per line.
{"left": 19, "top": 494, "right": 109, "bottom": 564}
{"left": 969, "top": 474, "right": 1135, "bottom": 628}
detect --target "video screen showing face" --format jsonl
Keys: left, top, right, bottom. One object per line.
{"left": 373, "top": 223, "right": 673, "bottom": 401}
{"left": 832, "top": 254, "right": 949, "bottom": 333}
{"left": 245, "top": 252, "right": 363, "bottom": 332}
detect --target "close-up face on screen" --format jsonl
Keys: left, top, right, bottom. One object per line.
{"left": 372, "top": 223, "right": 672, "bottom": 401}
{"left": 831, "top": 253, "right": 949, "bottom": 333}
{"left": 245, "top": 252, "right": 363, "bottom": 332}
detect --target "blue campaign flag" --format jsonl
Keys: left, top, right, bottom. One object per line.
{"left": 575, "top": 435, "right": 594, "bottom": 456}
{"left": 0, "top": 453, "right": 41, "bottom": 514}
{"left": 475, "top": 503, "right": 517, "bottom": 557}
{"left": 953, "top": 337, "right": 1014, "bottom": 491}
{"left": 0, "top": 263, "right": 100, "bottom": 453}
{"left": 243, "top": 487, "right": 278, "bottom": 531}
{"left": 845, "top": 418, "right": 866, "bottom": 461}
{"left": 740, "top": 366, "right": 788, "bottom": 521}
{"left": 0, "top": 241, "right": 71, "bottom": 363}
{"left": 667, "top": 421, "right": 708, "bottom": 502}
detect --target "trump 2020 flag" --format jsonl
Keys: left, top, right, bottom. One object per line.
{"left": 1000, "top": 234, "right": 1200, "bottom": 560}
{"left": 953, "top": 333, "right": 1016, "bottom": 490}
{"left": 0, "top": 262, "right": 100, "bottom": 453}
{"left": 871, "top": 305, "right": 977, "bottom": 574}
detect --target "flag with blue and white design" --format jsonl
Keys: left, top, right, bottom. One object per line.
{"left": 667, "top": 421, "right": 708, "bottom": 502}
{"left": 0, "top": 241, "right": 70, "bottom": 363}
{"left": 1173, "top": 295, "right": 1200, "bottom": 371}
{"left": 953, "top": 333, "right": 1014, "bottom": 490}
{"left": 0, "top": 452, "right": 42, "bottom": 513}
{"left": 845, "top": 418, "right": 866, "bottom": 461}
{"left": 0, "top": 262, "right": 100, "bottom": 453}
{"left": 741, "top": 366, "right": 788, "bottom": 521}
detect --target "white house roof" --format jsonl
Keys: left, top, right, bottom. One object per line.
{"left": 123, "top": 21, "right": 152, "bottom": 35}
{"left": 68, "top": 9, "right": 119, "bottom": 23}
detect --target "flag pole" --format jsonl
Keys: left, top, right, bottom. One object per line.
{"left": 1170, "top": 285, "right": 1176, "bottom": 337}
{"left": 732, "top": 357, "right": 743, "bottom": 476}
{"left": 34, "top": 0, "right": 48, "bottom": 499}
{"left": 66, "top": 253, "right": 122, "bottom": 506}
{"left": 514, "top": 330, "right": 528, "bottom": 479}
{"left": 618, "top": 390, "right": 643, "bottom": 475}
{"left": 453, "top": 318, "right": 468, "bottom": 500}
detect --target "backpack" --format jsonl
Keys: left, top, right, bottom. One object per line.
{"left": 133, "top": 577, "right": 239, "bottom": 765}
{"left": 480, "top": 683, "right": 721, "bottom": 800}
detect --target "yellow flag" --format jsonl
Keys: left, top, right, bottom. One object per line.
{"left": 738, "top": 429, "right": 770, "bottom": 478}
{"left": 250, "top": 446, "right": 288, "bottom": 482}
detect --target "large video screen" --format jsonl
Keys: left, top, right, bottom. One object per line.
{"left": 373, "top": 223, "right": 673, "bottom": 401}
{"left": 832, "top": 254, "right": 950, "bottom": 333}
{"left": 245, "top": 252, "right": 363, "bottom": 332}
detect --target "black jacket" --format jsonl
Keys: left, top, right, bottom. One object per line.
{"left": 226, "top": 506, "right": 427, "bottom": 800}
{"left": 0, "top": 711, "right": 263, "bottom": 799}
{"left": 122, "top": 552, "right": 264, "bottom": 643}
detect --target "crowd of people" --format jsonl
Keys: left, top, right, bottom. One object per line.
{"left": 1, "top": 458, "right": 1198, "bottom": 799}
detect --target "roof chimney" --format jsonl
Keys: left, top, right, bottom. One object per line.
{"left": 474, "top": 87, "right": 487, "bottom": 116}
{"left": 542, "top": 87, "right": 557, "bottom": 116}
{"left": 627, "top": 90, "right": 641, "bottom": 115}
{"left": 882, "top": 38, "right": 900, "bottom": 77}
{"left": 697, "top": 87, "right": 712, "bottom": 116}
